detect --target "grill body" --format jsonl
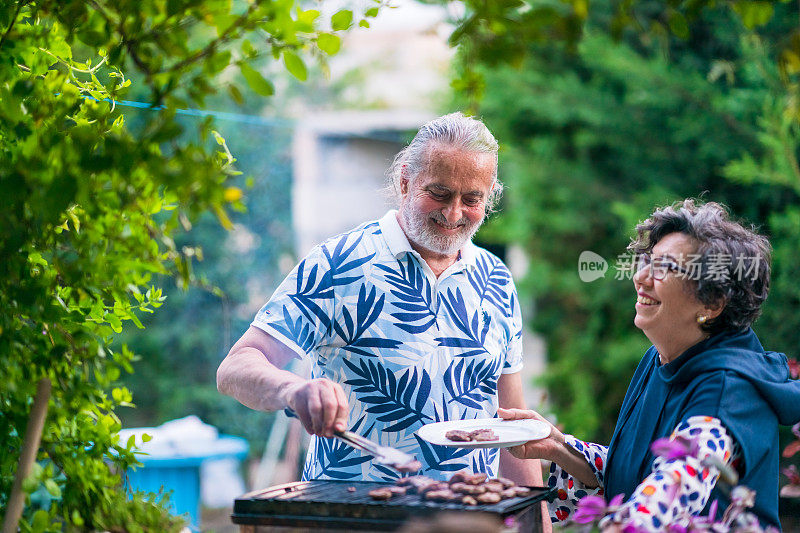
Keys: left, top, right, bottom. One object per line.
{"left": 232, "top": 480, "right": 556, "bottom": 532}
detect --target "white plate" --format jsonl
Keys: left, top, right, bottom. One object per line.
{"left": 416, "top": 418, "right": 550, "bottom": 449}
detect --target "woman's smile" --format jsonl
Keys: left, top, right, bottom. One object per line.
{"left": 636, "top": 292, "right": 660, "bottom": 307}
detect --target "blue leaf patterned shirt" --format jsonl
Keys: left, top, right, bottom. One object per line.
{"left": 251, "top": 211, "right": 524, "bottom": 482}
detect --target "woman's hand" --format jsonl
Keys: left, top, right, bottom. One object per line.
{"left": 499, "top": 407, "right": 601, "bottom": 489}
{"left": 497, "top": 407, "right": 565, "bottom": 462}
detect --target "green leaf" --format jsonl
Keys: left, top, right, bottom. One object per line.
{"left": 89, "top": 300, "right": 104, "bottom": 322}
{"left": 317, "top": 33, "right": 341, "bottom": 55}
{"left": 733, "top": 0, "right": 774, "bottom": 28}
{"left": 31, "top": 510, "right": 50, "bottom": 532}
{"left": 107, "top": 313, "right": 122, "bottom": 333}
{"left": 22, "top": 474, "right": 39, "bottom": 494}
{"left": 44, "top": 479, "right": 62, "bottom": 498}
{"left": 571, "top": 0, "right": 588, "bottom": 19}
{"left": 206, "top": 50, "right": 231, "bottom": 75}
{"left": 331, "top": 9, "right": 353, "bottom": 31}
{"left": 49, "top": 34, "right": 72, "bottom": 60}
{"left": 365, "top": 7, "right": 379, "bottom": 17}
{"left": 239, "top": 62, "right": 274, "bottom": 96}
{"left": 283, "top": 50, "right": 307, "bottom": 81}
{"left": 668, "top": 11, "right": 689, "bottom": 39}
{"left": 227, "top": 83, "right": 244, "bottom": 105}
{"left": 241, "top": 39, "right": 257, "bottom": 59}
{"left": 296, "top": 9, "right": 320, "bottom": 32}
{"left": 129, "top": 312, "right": 144, "bottom": 329}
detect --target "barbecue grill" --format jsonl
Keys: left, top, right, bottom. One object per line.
{"left": 232, "top": 480, "right": 556, "bottom": 532}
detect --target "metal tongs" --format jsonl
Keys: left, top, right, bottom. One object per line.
{"left": 284, "top": 408, "right": 418, "bottom": 471}
{"left": 334, "top": 429, "right": 418, "bottom": 470}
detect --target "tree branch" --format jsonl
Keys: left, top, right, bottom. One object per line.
{"left": 81, "top": 0, "right": 155, "bottom": 89}
{"left": 81, "top": 0, "right": 262, "bottom": 98}
{"left": 158, "top": 3, "right": 259, "bottom": 74}
{"left": 0, "top": 0, "right": 30, "bottom": 52}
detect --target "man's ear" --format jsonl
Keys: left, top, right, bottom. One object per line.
{"left": 399, "top": 167, "right": 409, "bottom": 196}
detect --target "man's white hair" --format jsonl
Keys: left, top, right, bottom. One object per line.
{"left": 387, "top": 112, "right": 503, "bottom": 213}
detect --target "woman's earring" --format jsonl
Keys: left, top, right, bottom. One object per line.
{"left": 697, "top": 315, "right": 708, "bottom": 324}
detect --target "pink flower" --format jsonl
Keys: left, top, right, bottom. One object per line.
{"left": 651, "top": 435, "right": 700, "bottom": 460}
{"left": 782, "top": 464, "right": 800, "bottom": 485}
{"left": 788, "top": 358, "right": 799, "bottom": 379}
{"left": 572, "top": 493, "right": 625, "bottom": 524}
{"left": 572, "top": 495, "right": 608, "bottom": 524}
{"left": 708, "top": 499, "right": 719, "bottom": 522}
{"left": 781, "top": 465, "right": 800, "bottom": 498}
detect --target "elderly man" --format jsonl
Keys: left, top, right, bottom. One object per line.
{"left": 217, "top": 113, "right": 543, "bottom": 490}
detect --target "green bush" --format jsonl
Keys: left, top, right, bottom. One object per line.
{"left": 0, "top": 1, "right": 371, "bottom": 529}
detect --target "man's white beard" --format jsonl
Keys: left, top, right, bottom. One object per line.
{"left": 401, "top": 203, "right": 483, "bottom": 256}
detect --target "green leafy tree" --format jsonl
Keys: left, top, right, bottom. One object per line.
{"left": 436, "top": 0, "right": 799, "bottom": 113}
{"left": 0, "top": 0, "right": 378, "bottom": 530}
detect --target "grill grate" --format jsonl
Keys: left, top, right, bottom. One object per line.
{"left": 233, "top": 480, "right": 556, "bottom": 530}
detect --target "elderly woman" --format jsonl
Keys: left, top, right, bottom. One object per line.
{"left": 500, "top": 200, "right": 800, "bottom": 530}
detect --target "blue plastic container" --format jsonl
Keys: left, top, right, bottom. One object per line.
{"left": 125, "top": 435, "right": 249, "bottom": 529}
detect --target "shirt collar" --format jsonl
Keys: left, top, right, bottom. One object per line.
{"left": 378, "top": 210, "right": 479, "bottom": 272}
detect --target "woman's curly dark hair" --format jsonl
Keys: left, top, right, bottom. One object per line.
{"left": 628, "top": 199, "right": 771, "bottom": 335}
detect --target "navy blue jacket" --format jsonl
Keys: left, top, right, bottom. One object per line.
{"left": 605, "top": 328, "right": 800, "bottom": 528}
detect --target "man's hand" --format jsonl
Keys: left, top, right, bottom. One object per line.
{"left": 281, "top": 378, "right": 349, "bottom": 438}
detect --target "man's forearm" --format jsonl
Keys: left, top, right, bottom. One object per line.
{"left": 217, "top": 347, "right": 303, "bottom": 412}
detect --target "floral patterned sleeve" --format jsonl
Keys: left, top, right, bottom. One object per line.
{"left": 547, "top": 436, "right": 607, "bottom": 523}
{"left": 605, "top": 416, "right": 740, "bottom": 531}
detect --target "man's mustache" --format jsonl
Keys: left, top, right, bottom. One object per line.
{"left": 429, "top": 211, "right": 469, "bottom": 229}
